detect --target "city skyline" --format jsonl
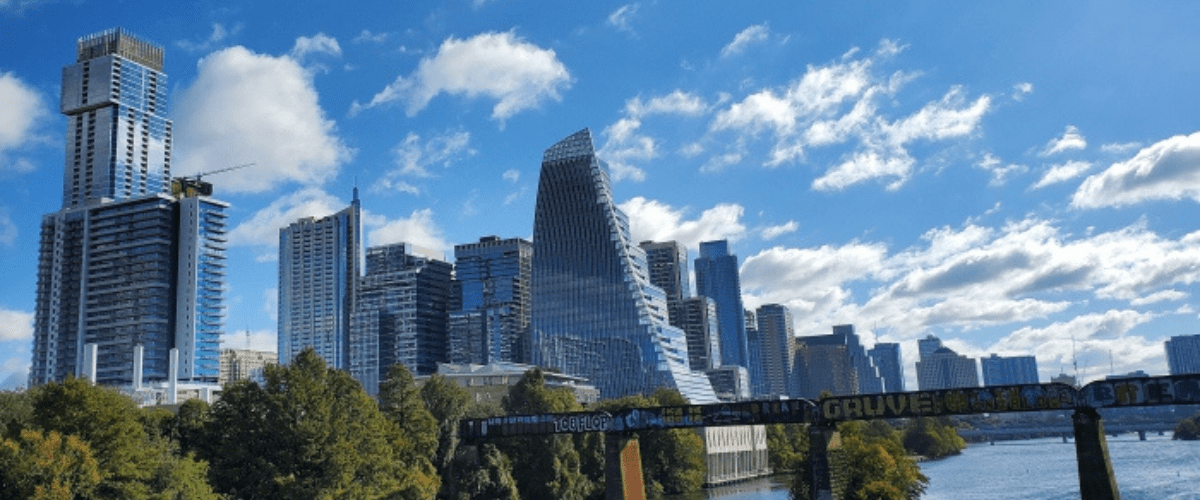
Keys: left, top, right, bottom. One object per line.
{"left": 6, "top": 3, "right": 1200, "bottom": 389}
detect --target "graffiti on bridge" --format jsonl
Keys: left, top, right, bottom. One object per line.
{"left": 821, "top": 383, "right": 1076, "bottom": 421}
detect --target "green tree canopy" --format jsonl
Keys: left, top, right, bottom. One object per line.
{"left": 499, "top": 368, "right": 594, "bottom": 500}
{"left": 590, "top": 389, "right": 707, "bottom": 498}
{"left": 792, "top": 421, "right": 928, "bottom": 500}
{"left": 199, "top": 348, "right": 436, "bottom": 499}
{"left": 0, "top": 429, "right": 100, "bottom": 500}
{"left": 901, "top": 417, "right": 966, "bottom": 459}
{"left": 1174, "top": 411, "right": 1200, "bottom": 440}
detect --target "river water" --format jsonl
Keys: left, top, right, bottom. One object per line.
{"left": 668, "top": 434, "right": 1200, "bottom": 500}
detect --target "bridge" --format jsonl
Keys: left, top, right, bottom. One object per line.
{"left": 460, "top": 374, "right": 1200, "bottom": 500}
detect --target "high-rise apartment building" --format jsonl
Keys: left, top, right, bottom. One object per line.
{"left": 349, "top": 243, "right": 452, "bottom": 395}
{"left": 695, "top": 240, "right": 751, "bottom": 370}
{"left": 794, "top": 325, "right": 882, "bottom": 398}
{"left": 30, "top": 29, "right": 227, "bottom": 389}
{"left": 219, "top": 348, "right": 277, "bottom": 386}
{"left": 1166, "top": 334, "right": 1200, "bottom": 375}
{"left": 867, "top": 342, "right": 905, "bottom": 393}
{"left": 980, "top": 354, "right": 1039, "bottom": 386}
{"left": 755, "top": 304, "right": 795, "bottom": 398}
{"left": 639, "top": 241, "right": 690, "bottom": 328}
{"left": 529, "top": 129, "right": 717, "bottom": 403}
{"left": 916, "top": 335, "right": 979, "bottom": 390}
{"left": 679, "top": 296, "right": 721, "bottom": 371}
{"left": 277, "top": 190, "right": 361, "bottom": 369}
{"left": 448, "top": 236, "right": 533, "bottom": 365}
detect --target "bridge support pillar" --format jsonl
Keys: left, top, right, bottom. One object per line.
{"left": 808, "top": 425, "right": 840, "bottom": 500}
{"left": 1072, "top": 408, "right": 1121, "bottom": 500}
{"left": 605, "top": 433, "right": 646, "bottom": 500}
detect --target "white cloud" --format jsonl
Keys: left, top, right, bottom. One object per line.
{"left": 503, "top": 169, "right": 520, "bottom": 182}
{"left": 975, "top": 153, "right": 1027, "bottom": 187}
{"left": 720, "top": 24, "right": 770, "bottom": 58}
{"left": 1100, "top": 142, "right": 1141, "bottom": 155}
{"left": 365, "top": 208, "right": 450, "bottom": 256}
{"left": 607, "top": 4, "right": 641, "bottom": 32}
{"left": 227, "top": 187, "right": 349, "bottom": 255}
{"left": 741, "top": 243, "right": 887, "bottom": 320}
{"left": 222, "top": 328, "right": 277, "bottom": 352}
{"left": 374, "top": 131, "right": 473, "bottom": 193}
{"left": 1040, "top": 125, "right": 1087, "bottom": 156}
{"left": 352, "top": 30, "right": 389, "bottom": 44}
{"left": 989, "top": 310, "right": 1159, "bottom": 382}
{"left": 174, "top": 46, "right": 353, "bottom": 193}
{"left": 0, "top": 307, "right": 33, "bottom": 341}
{"left": 1032, "top": 160, "right": 1092, "bottom": 189}
{"left": 760, "top": 221, "right": 798, "bottom": 240}
{"left": 618, "top": 197, "right": 747, "bottom": 249}
{"left": 291, "top": 33, "right": 342, "bottom": 60}
{"left": 175, "top": 23, "right": 234, "bottom": 52}
{"left": 600, "top": 90, "right": 709, "bottom": 182}
{"left": 0, "top": 71, "right": 48, "bottom": 168}
{"left": 0, "top": 207, "right": 16, "bottom": 245}
{"left": 710, "top": 41, "right": 989, "bottom": 190}
{"left": 1012, "top": 82, "right": 1033, "bottom": 101}
{"left": 352, "top": 31, "right": 571, "bottom": 123}
{"left": 263, "top": 287, "right": 279, "bottom": 322}
{"left": 1072, "top": 131, "right": 1200, "bottom": 208}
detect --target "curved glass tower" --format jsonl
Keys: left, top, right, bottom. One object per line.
{"left": 530, "top": 129, "right": 717, "bottom": 403}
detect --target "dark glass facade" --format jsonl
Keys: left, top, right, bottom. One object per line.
{"left": 448, "top": 236, "right": 532, "bottom": 365}
{"left": 530, "top": 129, "right": 717, "bottom": 403}
{"left": 695, "top": 240, "right": 751, "bottom": 370}
{"left": 867, "top": 342, "right": 905, "bottom": 393}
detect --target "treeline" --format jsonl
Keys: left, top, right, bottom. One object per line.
{"left": 0, "top": 348, "right": 708, "bottom": 500}
{"left": 767, "top": 416, "right": 965, "bottom": 500}
{"left": 1175, "top": 411, "right": 1200, "bottom": 440}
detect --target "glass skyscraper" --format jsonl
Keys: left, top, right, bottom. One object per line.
{"left": 754, "top": 304, "right": 795, "bottom": 398}
{"left": 980, "top": 354, "right": 1039, "bottom": 386}
{"left": 916, "top": 335, "right": 980, "bottom": 390}
{"left": 277, "top": 190, "right": 361, "bottom": 369}
{"left": 1166, "top": 334, "right": 1200, "bottom": 375}
{"left": 30, "top": 29, "right": 227, "bottom": 388}
{"left": 530, "top": 129, "right": 718, "bottom": 403}
{"left": 349, "top": 243, "right": 452, "bottom": 395}
{"left": 639, "top": 240, "right": 690, "bottom": 329}
{"left": 695, "top": 240, "right": 751, "bottom": 370}
{"left": 448, "top": 236, "right": 533, "bottom": 365}
{"left": 867, "top": 342, "right": 905, "bottom": 393}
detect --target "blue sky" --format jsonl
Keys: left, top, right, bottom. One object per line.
{"left": 4, "top": 1, "right": 1200, "bottom": 390}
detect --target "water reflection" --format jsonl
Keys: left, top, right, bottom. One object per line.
{"left": 663, "top": 475, "right": 792, "bottom": 500}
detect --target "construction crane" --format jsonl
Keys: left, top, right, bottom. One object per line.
{"left": 172, "top": 163, "right": 255, "bottom": 198}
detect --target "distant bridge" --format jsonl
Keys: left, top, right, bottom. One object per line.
{"left": 460, "top": 374, "right": 1200, "bottom": 500}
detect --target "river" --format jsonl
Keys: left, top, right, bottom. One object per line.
{"left": 667, "top": 434, "right": 1200, "bottom": 499}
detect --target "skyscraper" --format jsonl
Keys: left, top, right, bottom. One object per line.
{"left": 448, "top": 236, "right": 533, "bottom": 365}
{"left": 744, "top": 309, "right": 768, "bottom": 397}
{"left": 30, "top": 29, "right": 227, "bottom": 389}
{"left": 277, "top": 190, "right": 361, "bottom": 369}
{"left": 679, "top": 296, "right": 721, "bottom": 371}
{"left": 1166, "top": 334, "right": 1200, "bottom": 375}
{"left": 530, "top": 129, "right": 718, "bottom": 403}
{"left": 639, "top": 240, "right": 691, "bottom": 328}
{"left": 755, "top": 304, "right": 795, "bottom": 398}
{"left": 794, "top": 325, "right": 882, "bottom": 398}
{"left": 867, "top": 342, "right": 905, "bottom": 393}
{"left": 695, "top": 240, "right": 751, "bottom": 370}
{"left": 980, "top": 354, "right": 1039, "bottom": 386}
{"left": 350, "top": 243, "right": 452, "bottom": 395}
{"left": 916, "top": 336, "right": 979, "bottom": 390}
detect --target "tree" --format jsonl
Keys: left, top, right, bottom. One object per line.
{"left": 791, "top": 421, "right": 927, "bottom": 500}
{"left": 200, "top": 348, "right": 435, "bottom": 499}
{"left": 766, "top": 423, "right": 808, "bottom": 472}
{"left": 499, "top": 368, "right": 595, "bottom": 500}
{"left": 380, "top": 364, "right": 439, "bottom": 478}
{"left": 0, "top": 429, "right": 100, "bottom": 500}
{"left": 591, "top": 389, "right": 707, "bottom": 498}
{"left": 0, "top": 390, "right": 33, "bottom": 437}
{"left": 1174, "top": 411, "right": 1200, "bottom": 440}
{"left": 31, "top": 378, "right": 158, "bottom": 499}
{"left": 419, "top": 375, "right": 470, "bottom": 478}
{"left": 901, "top": 417, "right": 966, "bottom": 459}
{"left": 447, "top": 444, "right": 520, "bottom": 500}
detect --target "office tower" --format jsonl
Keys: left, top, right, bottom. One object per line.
{"left": 1166, "top": 334, "right": 1200, "bottom": 375}
{"left": 639, "top": 241, "right": 691, "bottom": 328}
{"left": 915, "top": 336, "right": 979, "bottom": 390}
{"left": 918, "top": 334, "right": 944, "bottom": 359}
{"left": 755, "top": 304, "right": 795, "bottom": 398}
{"left": 744, "top": 309, "right": 768, "bottom": 397}
{"left": 350, "top": 243, "right": 452, "bottom": 395}
{"left": 219, "top": 349, "right": 277, "bottom": 386}
{"left": 695, "top": 240, "right": 751, "bottom": 369}
{"left": 30, "top": 29, "right": 227, "bottom": 389}
{"left": 867, "top": 342, "right": 905, "bottom": 393}
{"left": 980, "top": 354, "right": 1039, "bottom": 386}
{"left": 277, "top": 190, "right": 361, "bottom": 369}
{"left": 529, "top": 129, "right": 718, "bottom": 403}
{"left": 679, "top": 296, "right": 721, "bottom": 371}
{"left": 448, "top": 236, "right": 533, "bottom": 365}
{"left": 794, "top": 325, "right": 882, "bottom": 398}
